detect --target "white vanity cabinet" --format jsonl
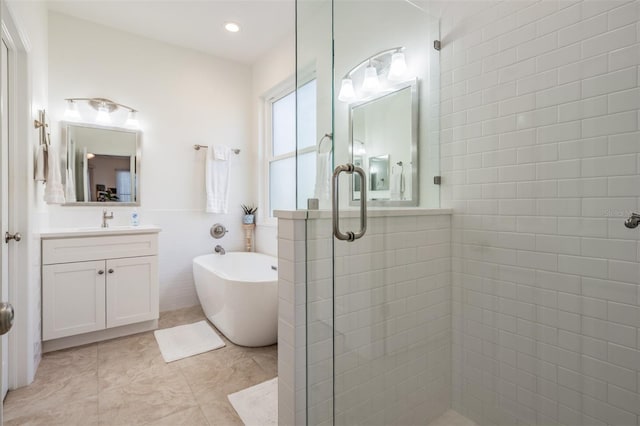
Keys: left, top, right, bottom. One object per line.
{"left": 41, "top": 228, "right": 160, "bottom": 347}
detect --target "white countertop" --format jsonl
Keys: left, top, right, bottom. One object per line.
{"left": 40, "top": 224, "right": 162, "bottom": 239}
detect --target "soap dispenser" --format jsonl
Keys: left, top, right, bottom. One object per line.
{"left": 131, "top": 208, "right": 140, "bottom": 226}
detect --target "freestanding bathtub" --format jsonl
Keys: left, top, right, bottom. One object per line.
{"left": 192, "top": 252, "right": 278, "bottom": 347}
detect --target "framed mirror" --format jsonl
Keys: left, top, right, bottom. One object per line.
{"left": 369, "top": 155, "right": 390, "bottom": 191}
{"left": 349, "top": 79, "right": 418, "bottom": 206}
{"left": 60, "top": 122, "right": 141, "bottom": 205}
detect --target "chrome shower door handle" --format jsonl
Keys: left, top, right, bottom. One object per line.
{"left": 332, "top": 164, "right": 367, "bottom": 242}
{"left": 352, "top": 166, "right": 367, "bottom": 240}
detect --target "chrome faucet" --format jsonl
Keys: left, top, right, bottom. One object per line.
{"left": 102, "top": 209, "right": 114, "bottom": 228}
{"left": 214, "top": 245, "right": 226, "bottom": 255}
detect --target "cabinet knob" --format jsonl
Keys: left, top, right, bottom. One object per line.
{"left": 108, "top": 269, "right": 114, "bottom": 274}
{"left": 98, "top": 270, "right": 105, "bottom": 275}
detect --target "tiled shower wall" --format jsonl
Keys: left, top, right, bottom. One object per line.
{"left": 327, "top": 213, "right": 452, "bottom": 425}
{"left": 440, "top": 0, "right": 640, "bottom": 425}
{"left": 277, "top": 212, "right": 452, "bottom": 425}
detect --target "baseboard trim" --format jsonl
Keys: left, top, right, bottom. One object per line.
{"left": 42, "top": 319, "right": 158, "bottom": 353}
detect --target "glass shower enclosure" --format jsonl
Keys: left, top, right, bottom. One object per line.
{"left": 297, "top": 0, "right": 443, "bottom": 424}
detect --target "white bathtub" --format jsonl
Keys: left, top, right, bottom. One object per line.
{"left": 192, "top": 252, "right": 278, "bottom": 347}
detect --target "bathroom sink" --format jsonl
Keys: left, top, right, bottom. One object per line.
{"left": 40, "top": 224, "right": 161, "bottom": 239}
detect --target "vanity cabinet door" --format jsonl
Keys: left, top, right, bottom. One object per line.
{"left": 106, "top": 256, "right": 159, "bottom": 328}
{"left": 42, "top": 260, "right": 107, "bottom": 340}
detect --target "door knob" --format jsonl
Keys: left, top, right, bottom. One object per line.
{"left": 0, "top": 302, "right": 14, "bottom": 335}
{"left": 98, "top": 270, "right": 105, "bottom": 275}
{"left": 108, "top": 269, "right": 114, "bottom": 274}
{"left": 4, "top": 232, "right": 21, "bottom": 243}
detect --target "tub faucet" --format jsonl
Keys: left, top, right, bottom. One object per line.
{"left": 102, "top": 209, "right": 114, "bottom": 228}
{"left": 214, "top": 245, "right": 226, "bottom": 255}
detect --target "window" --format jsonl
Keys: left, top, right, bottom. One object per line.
{"left": 115, "top": 169, "right": 132, "bottom": 202}
{"left": 264, "top": 78, "right": 317, "bottom": 219}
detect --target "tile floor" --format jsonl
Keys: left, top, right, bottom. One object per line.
{"left": 428, "top": 410, "right": 478, "bottom": 426}
{"left": 3, "top": 306, "right": 277, "bottom": 425}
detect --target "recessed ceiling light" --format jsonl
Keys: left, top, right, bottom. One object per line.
{"left": 224, "top": 22, "right": 240, "bottom": 33}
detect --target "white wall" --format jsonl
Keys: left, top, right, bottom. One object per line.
{"left": 6, "top": 0, "right": 48, "bottom": 386}
{"left": 47, "top": 13, "right": 253, "bottom": 311}
{"left": 439, "top": 1, "right": 640, "bottom": 425}
{"left": 251, "top": 33, "right": 295, "bottom": 257}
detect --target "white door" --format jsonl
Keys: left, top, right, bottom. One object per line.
{"left": 0, "top": 37, "right": 7, "bottom": 402}
{"left": 0, "top": 12, "right": 16, "bottom": 417}
{"left": 106, "top": 256, "right": 158, "bottom": 328}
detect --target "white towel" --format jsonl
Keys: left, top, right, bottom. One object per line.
{"left": 206, "top": 144, "right": 231, "bottom": 214}
{"left": 213, "top": 145, "right": 228, "bottom": 160}
{"left": 34, "top": 144, "right": 47, "bottom": 181}
{"left": 83, "top": 147, "right": 89, "bottom": 202}
{"left": 65, "top": 168, "right": 76, "bottom": 202}
{"left": 314, "top": 151, "right": 332, "bottom": 202}
{"left": 43, "top": 145, "right": 65, "bottom": 204}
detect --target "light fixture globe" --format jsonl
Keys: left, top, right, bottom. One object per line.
{"left": 338, "top": 78, "right": 356, "bottom": 103}
{"left": 95, "top": 105, "right": 111, "bottom": 124}
{"left": 125, "top": 110, "right": 140, "bottom": 129}
{"left": 64, "top": 100, "right": 81, "bottom": 121}
{"left": 362, "top": 65, "right": 380, "bottom": 93}
{"left": 388, "top": 52, "right": 407, "bottom": 81}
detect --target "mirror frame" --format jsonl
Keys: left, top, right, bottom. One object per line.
{"left": 349, "top": 78, "right": 419, "bottom": 207}
{"left": 60, "top": 121, "right": 142, "bottom": 206}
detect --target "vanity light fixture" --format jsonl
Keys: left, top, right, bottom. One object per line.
{"left": 224, "top": 22, "right": 240, "bottom": 32}
{"left": 64, "top": 97, "right": 139, "bottom": 129}
{"left": 337, "top": 47, "right": 407, "bottom": 103}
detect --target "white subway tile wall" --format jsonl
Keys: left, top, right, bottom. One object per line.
{"left": 277, "top": 218, "right": 307, "bottom": 426}
{"left": 278, "top": 214, "right": 452, "bottom": 425}
{"left": 441, "top": 1, "right": 640, "bottom": 425}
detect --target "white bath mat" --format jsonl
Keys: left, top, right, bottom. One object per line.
{"left": 228, "top": 377, "right": 278, "bottom": 426}
{"left": 154, "top": 320, "right": 225, "bottom": 362}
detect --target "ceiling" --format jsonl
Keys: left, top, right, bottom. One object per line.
{"left": 47, "top": 0, "right": 295, "bottom": 64}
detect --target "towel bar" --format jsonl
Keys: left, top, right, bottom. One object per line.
{"left": 194, "top": 145, "right": 240, "bottom": 154}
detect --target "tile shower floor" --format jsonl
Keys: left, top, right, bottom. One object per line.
{"left": 429, "top": 410, "right": 478, "bottom": 426}
{"left": 3, "top": 306, "right": 277, "bottom": 425}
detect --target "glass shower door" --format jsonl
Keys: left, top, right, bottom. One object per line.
{"left": 299, "top": 1, "right": 443, "bottom": 424}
